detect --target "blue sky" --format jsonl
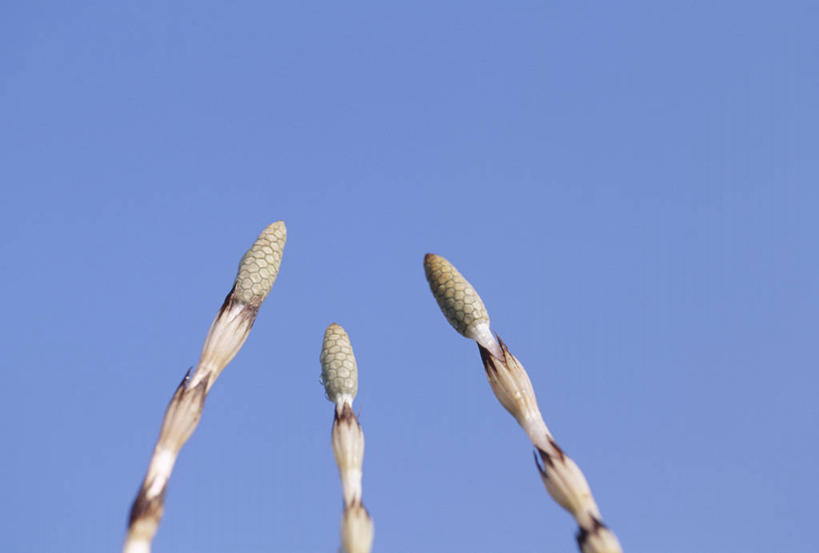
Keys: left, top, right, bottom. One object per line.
{"left": 1, "top": 2, "right": 817, "bottom": 552}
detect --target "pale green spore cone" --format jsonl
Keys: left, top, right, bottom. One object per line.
{"left": 234, "top": 221, "right": 286, "bottom": 305}
{"left": 320, "top": 323, "right": 358, "bottom": 404}
{"left": 424, "top": 253, "right": 491, "bottom": 337}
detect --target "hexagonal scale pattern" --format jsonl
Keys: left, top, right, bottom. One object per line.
{"left": 320, "top": 323, "right": 358, "bottom": 403}
{"left": 234, "top": 221, "right": 286, "bottom": 304}
{"left": 424, "top": 253, "right": 490, "bottom": 336}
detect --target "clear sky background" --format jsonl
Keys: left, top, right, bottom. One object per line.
{"left": 1, "top": 2, "right": 817, "bottom": 552}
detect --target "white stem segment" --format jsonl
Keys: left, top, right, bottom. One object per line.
{"left": 341, "top": 502, "right": 375, "bottom": 553}
{"left": 333, "top": 403, "right": 365, "bottom": 506}
{"left": 123, "top": 222, "right": 286, "bottom": 553}
{"left": 189, "top": 301, "right": 255, "bottom": 391}
{"left": 332, "top": 404, "right": 373, "bottom": 553}
{"left": 123, "top": 372, "right": 207, "bottom": 553}
{"left": 122, "top": 539, "right": 151, "bottom": 553}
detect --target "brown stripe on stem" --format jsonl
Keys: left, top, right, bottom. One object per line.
{"left": 576, "top": 515, "right": 622, "bottom": 553}
{"left": 576, "top": 516, "right": 608, "bottom": 547}
{"left": 128, "top": 484, "right": 166, "bottom": 528}
{"left": 334, "top": 402, "right": 359, "bottom": 425}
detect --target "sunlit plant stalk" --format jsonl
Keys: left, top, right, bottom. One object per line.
{"left": 320, "top": 323, "right": 374, "bottom": 553}
{"left": 123, "top": 221, "right": 286, "bottom": 553}
{"left": 424, "top": 253, "right": 623, "bottom": 553}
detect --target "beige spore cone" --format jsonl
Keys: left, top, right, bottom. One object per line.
{"left": 234, "top": 220, "right": 287, "bottom": 304}
{"left": 321, "top": 323, "right": 359, "bottom": 407}
{"left": 424, "top": 253, "right": 501, "bottom": 358}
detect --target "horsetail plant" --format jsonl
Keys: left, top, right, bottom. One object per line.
{"left": 123, "top": 221, "right": 286, "bottom": 553}
{"left": 321, "top": 323, "right": 374, "bottom": 553}
{"left": 423, "top": 253, "right": 622, "bottom": 553}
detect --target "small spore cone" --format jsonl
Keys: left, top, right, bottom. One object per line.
{"left": 320, "top": 323, "right": 358, "bottom": 404}
{"left": 235, "top": 221, "right": 286, "bottom": 304}
{"left": 424, "top": 253, "right": 490, "bottom": 337}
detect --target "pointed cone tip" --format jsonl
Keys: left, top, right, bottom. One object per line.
{"left": 325, "top": 322, "right": 346, "bottom": 335}
{"left": 263, "top": 220, "right": 286, "bottom": 236}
